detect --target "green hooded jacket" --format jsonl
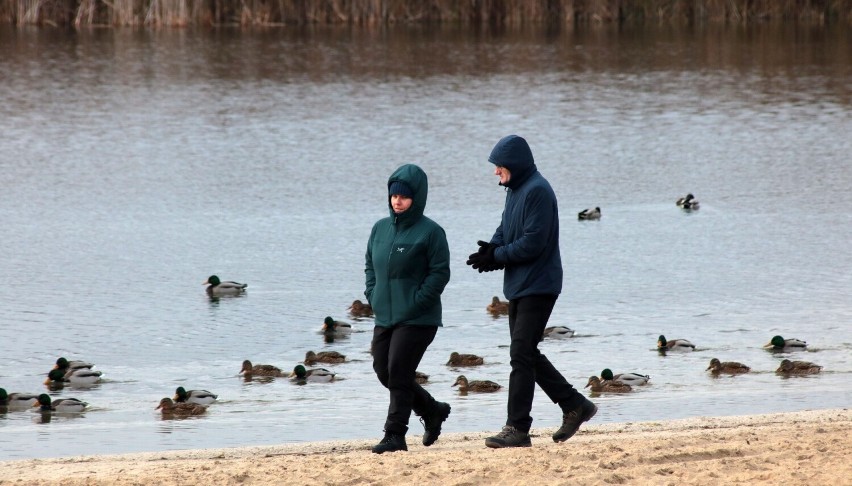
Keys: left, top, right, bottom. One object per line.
{"left": 364, "top": 164, "right": 450, "bottom": 328}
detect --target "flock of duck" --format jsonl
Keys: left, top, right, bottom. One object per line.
{"left": 579, "top": 334, "right": 823, "bottom": 394}
{"left": 577, "top": 192, "right": 701, "bottom": 220}
{"left": 0, "top": 290, "right": 579, "bottom": 417}
{"left": 2, "top": 253, "right": 824, "bottom": 419}
{"left": 430, "top": 305, "right": 823, "bottom": 395}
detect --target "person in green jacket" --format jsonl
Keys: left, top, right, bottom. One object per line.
{"left": 365, "top": 163, "right": 452, "bottom": 454}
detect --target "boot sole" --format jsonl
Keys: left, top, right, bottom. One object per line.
{"left": 485, "top": 439, "right": 532, "bottom": 448}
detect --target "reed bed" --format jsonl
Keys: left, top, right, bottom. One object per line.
{"left": 1, "top": 0, "right": 851, "bottom": 27}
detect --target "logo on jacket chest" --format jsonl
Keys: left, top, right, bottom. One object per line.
{"left": 396, "top": 246, "right": 406, "bottom": 253}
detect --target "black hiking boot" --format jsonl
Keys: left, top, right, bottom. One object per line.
{"left": 421, "top": 402, "right": 452, "bottom": 446}
{"left": 552, "top": 398, "right": 598, "bottom": 442}
{"left": 484, "top": 426, "right": 532, "bottom": 448}
{"left": 371, "top": 433, "right": 408, "bottom": 454}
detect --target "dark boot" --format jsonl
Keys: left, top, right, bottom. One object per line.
{"left": 421, "top": 402, "right": 451, "bottom": 446}
{"left": 371, "top": 433, "right": 408, "bottom": 454}
{"left": 553, "top": 398, "right": 597, "bottom": 442}
{"left": 484, "top": 426, "right": 531, "bottom": 448}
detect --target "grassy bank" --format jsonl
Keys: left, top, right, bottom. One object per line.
{"left": 2, "top": 0, "right": 851, "bottom": 28}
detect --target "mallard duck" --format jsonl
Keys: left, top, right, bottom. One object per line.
{"left": 706, "top": 358, "right": 751, "bottom": 374}
{"left": 776, "top": 359, "right": 822, "bottom": 375}
{"left": 543, "top": 326, "right": 575, "bottom": 339}
{"left": 347, "top": 299, "right": 373, "bottom": 317}
{"left": 34, "top": 393, "right": 87, "bottom": 412}
{"left": 452, "top": 375, "right": 502, "bottom": 393}
{"left": 578, "top": 207, "right": 601, "bottom": 220}
{"left": 600, "top": 369, "right": 650, "bottom": 386}
{"left": 657, "top": 335, "right": 695, "bottom": 352}
{"left": 446, "top": 352, "right": 484, "bottom": 367}
{"left": 239, "top": 360, "right": 285, "bottom": 377}
{"left": 53, "top": 357, "right": 94, "bottom": 372}
{"left": 676, "top": 193, "right": 700, "bottom": 210}
{"left": 290, "top": 364, "right": 336, "bottom": 383}
{"left": 763, "top": 335, "right": 808, "bottom": 351}
{"left": 156, "top": 397, "right": 207, "bottom": 416}
{"left": 585, "top": 376, "right": 632, "bottom": 393}
{"left": 204, "top": 275, "right": 247, "bottom": 295}
{"left": 174, "top": 387, "right": 217, "bottom": 406}
{"left": 304, "top": 350, "right": 346, "bottom": 365}
{"left": 0, "top": 388, "right": 39, "bottom": 409}
{"left": 322, "top": 316, "right": 353, "bottom": 336}
{"left": 486, "top": 296, "right": 509, "bottom": 315}
{"left": 415, "top": 371, "right": 429, "bottom": 385}
{"left": 45, "top": 368, "right": 103, "bottom": 386}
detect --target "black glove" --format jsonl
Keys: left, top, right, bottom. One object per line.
{"left": 466, "top": 240, "right": 504, "bottom": 273}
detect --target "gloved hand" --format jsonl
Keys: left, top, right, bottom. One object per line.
{"left": 466, "top": 240, "right": 504, "bottom": 273}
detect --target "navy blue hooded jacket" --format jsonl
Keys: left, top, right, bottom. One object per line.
{"left": 488, "top": 135, "right": 563, "bottom": 300}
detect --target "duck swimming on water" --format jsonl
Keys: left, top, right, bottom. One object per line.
{"left": 204, "top": 275, "right": 247, "bottom": 295}
{"left": 676, "top": 193, "right": 700, "bottom": 210}
{"left": 174, "top": 387, "right": 218, "bottom": 406}
{"left": 706, "top": 358, "right": 751, "bottom": 375}
{"left": 763, "top": 335, "right": 807, "bottom": 351}
{"left": 577, "top": 207, "right": 601, "bottom": 220}
{"left": 657, "top": 335, "right": 695, "bottom": 352}
{"left": 600, "top": 369, "right": 650, "bottom": 386}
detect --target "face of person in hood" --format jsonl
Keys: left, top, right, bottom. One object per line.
{"left": 494, "top": 165, "right": 511, "bottom": 185}
{"left": 391, "top": 194, "right": 413, "bottom": 214}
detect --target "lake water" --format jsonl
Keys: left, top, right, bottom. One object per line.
{"left": 1, "top": 23, "right": 850, "bottom": 461}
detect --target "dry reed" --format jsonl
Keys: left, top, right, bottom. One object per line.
{"left": 0, "top": 0, "right": 850, "bottom": 27}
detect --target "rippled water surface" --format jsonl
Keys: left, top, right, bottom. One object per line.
{"left": 1, "top": 24, "right": 850, "bottom": 460}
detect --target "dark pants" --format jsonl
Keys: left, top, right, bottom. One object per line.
{"left": 372, "top": 324, "right": 439, "bottom": 435}
{"left": 507, "top": 294, "right": 584, "bottom": 432}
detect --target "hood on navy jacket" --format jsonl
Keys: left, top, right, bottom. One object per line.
{"left": 488, "top": 134, "right": 538, "bottom": 189}
{"left": 486, "top": 134, "right": 563, "bottom": 300}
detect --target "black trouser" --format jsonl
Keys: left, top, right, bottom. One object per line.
{"left": 507, "top": 294, "right": 584, "bottom": 433}
{"left": 372, "top": 324, "right": 439, "bottom": 435}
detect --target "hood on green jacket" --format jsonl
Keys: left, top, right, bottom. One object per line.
{"left": 387, "top": 163, "right": 427, "bottom": 225}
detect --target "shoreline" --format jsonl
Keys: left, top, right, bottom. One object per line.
{"left": 1, "top": 408, "right": 849, "bottom": 485}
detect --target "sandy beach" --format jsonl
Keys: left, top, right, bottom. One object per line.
{"left": 1, "top": 408, "right": 848, "bottom": 485}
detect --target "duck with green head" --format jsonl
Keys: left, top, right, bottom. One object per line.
{"left": 764, "top": 335, "right": 807, "bottom": 351}
{"left": 600, "top": 369, "right": 650, "bottom": 386}
{"left": 657, "top": 335, "right": 695, "bottom": 352}
{"left": 290, "top": 365, "right": 336, "bottom": 383}
{"left": 204, "top": 275, "right": 247, "bottom": 295}
{"left": 34, "top": 393, "right": 87, "bottom": 412}
{"left": 174, "top": 387, "right": 218, "bottom": 406}
{"left": 0, "top": 388, "right": 39, "bottom": 409}
{"left": 322, "top": 316, "right": 352, "bottom": 336}
{"left": 45, "top": 368, "right": 102, "bottom": 386}
{"left": 53, "top": 357, "right": 94, "bottom": 372}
